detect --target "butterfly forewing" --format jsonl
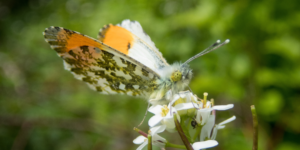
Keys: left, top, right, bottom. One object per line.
{"left": 98, "top": 20, "right": 169, "bottom": 76}
{"left": 43, "top": 26, "right": 159, "bottom": 97}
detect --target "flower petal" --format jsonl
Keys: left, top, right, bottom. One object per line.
{"left": 165, "top": 110, "right": 181, "bottom": 126}
{"left": 168, "top": 97, "right": 179, "bottom": 107}
{"left": 205, "top": 101, "right": 212, "bottom": 108}
{"left": 198, "top": 108, "right": 213, "bottom": 112}
{"left": 148, "top": 105, "right": 164, "bottom": 114}
{"left": 152, "top": 134, "right": 167, "bottom": 147}
{"left": 200, "top": 115, "right": 215, "bottom": 141}
{"left": 174, "top": 103, "right": 196, "bottom": 111}
{"left": 165, "top": 106, "right": 177, "bottom": 117}
{"left": 136, "top": 141, "right": 148, "bottom": 150}
{"left": 133, "top": 136, "right": 147, "bottom": 144}
{"left": 197, "top": 109, "right": 213, "bottom": 125}
{"left": 162, "top": 117, "right": 175, "bottom": 129}
{"left": 192, "top": 140, "right": 218, "bottom": 149}
{"left": 148, "top": 115, "right": 163, "bottom": 127}
{"left": 211, "top": 127, "right": 218, "bottom": 140}
{"left": 150, "top": 125, "right": 166, "bottom": 134}
{"left": 216, "top": 125, "right": 225, "bottom": 129}
{"left": 218, "top": 116, "right": 236, "bottom": 126}
{"left": 212, "top": 104, "right": 234, "bottom": 110}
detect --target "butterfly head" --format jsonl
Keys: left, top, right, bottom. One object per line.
{"left": 165, "top": 39, "right": 230, "bottom": 95}
{"left": 170, "top": 70, "right": 182, "bottom": 82}
{"left": 149, "top": 63, "right": 192, "bottom": 105}
{"left": 168, "top": 63, "right": 193, "bottom": 89}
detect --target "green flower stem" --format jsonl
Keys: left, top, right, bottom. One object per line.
{"left": 192, "top": 125, "right": 202, "bottom": 142}
{"left": 186, "top": 118, "right": 192, "bottom": 136}
{"left": 174, "top": 112, "right": 194, "bottom": 150}
{"left": 165, "top": 142, "right": 186, "bottom": 149}
{"left": 181, "top": 116, "right": 192, "bottom": 142}
{"left": 251, "top": 105, "right": 258, "bottom": 150}
{"left": 148, "top": 134, "right": 152, "bottom": 150}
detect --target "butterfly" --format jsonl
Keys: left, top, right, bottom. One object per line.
{"left": 43, "top": 20, "right": 229, "bottom": 105}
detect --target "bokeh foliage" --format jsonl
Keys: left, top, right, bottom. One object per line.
{"left": 0, "top": 0, "right": 300, "bottom": 150}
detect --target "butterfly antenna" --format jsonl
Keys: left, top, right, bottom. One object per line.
{"left": 137, "top": 102, "right": 151, "bottom": 127}
{"left": 182, "top": 39, "right": 230, "bottom": 66}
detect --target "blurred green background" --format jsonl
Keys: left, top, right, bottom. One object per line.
{"left": 1, "top": 0, "right": 299, "bottom": 149}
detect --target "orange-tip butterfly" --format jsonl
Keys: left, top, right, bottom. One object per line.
{"left": 43, "top": 20, "right": 229, "bottom": 105}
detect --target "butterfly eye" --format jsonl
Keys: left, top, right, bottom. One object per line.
{"left": 171, "top": 70, "right": 182, "bottom": 82}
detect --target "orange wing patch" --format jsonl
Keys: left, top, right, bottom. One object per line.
{"left": 44, "top": 27, "right": 105, "bottom": 71}
{"left": 44, "top": 27, "right": 102, "bottom": 54}
{"left": 98, "top": 25, "right": 134, "bottom": 55}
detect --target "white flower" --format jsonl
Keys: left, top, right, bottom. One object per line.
{"left": 171, "top": 93, "right": 234, "bottom": 126}
{"left": 196, "top": 103, "right": 234, "bottom": 125}
{"left": 211, "top": 116, "right": 236, "bottom": 140}
{"left": 172, "top": 91, "right": 198, "bottom": 104}
{"left": 200, "top": 115, "right": 236, "bottom": 141}
{"left": 172, "top": 91, "right": 199, "bottom": 116}
{"left": 192, "top": 140, "right": 218, "bottom": 150}
{"left": 169, "top": 92, "right": 234, "bottom": 126}
{"left": 148, "top": 105, "right": 180, "bottom": 132}
{"left": 133, "top": 125, "right": 167, "bottom": 150}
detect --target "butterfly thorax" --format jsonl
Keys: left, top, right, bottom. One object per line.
{"left": 149, "top": 63, "right": 193, "bottom": 105}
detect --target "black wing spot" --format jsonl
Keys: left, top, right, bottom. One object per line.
{"left": 99, "top": 33, "right": 104, "bottom": 38}
{"left": 80, "top": 45, "right": 89, "bottom": 53}
{"left": 54, "top": 27, "right": 60, "bottom": 31}
{"left": 127, "top": 42, "right": 131, "bottom": 50}
{"left": 64, "top": 28, "right": 75, "bottom": 35}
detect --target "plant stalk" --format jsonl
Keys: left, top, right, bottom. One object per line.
{"left": 251, "top": 105, "right": 258, "bottom": 150}
{"left": 174, "top": 112, "right": 194, "bottom": 150}
{"left": 148, "top": 134, "right": 152, "bottom": 150}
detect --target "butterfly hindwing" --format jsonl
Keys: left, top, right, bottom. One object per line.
{"left": 44, "top": 26, "right": 159, "bottom": 96}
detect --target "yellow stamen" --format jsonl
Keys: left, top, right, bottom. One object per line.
{"left": 211, "top": 98, "right": 214, "bottom": 106}
{"left": 160, "top": 105, "right": 169, "bottom": 117}
{"left": 203, "top": 92, "right": 208, "bottom": 108}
